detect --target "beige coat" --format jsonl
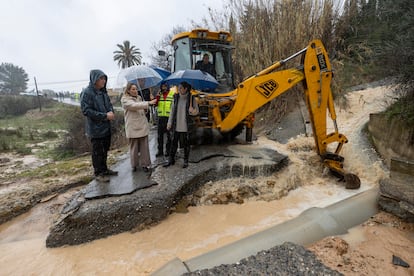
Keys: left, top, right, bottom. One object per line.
{"left": 121, "top": 94, "right": 150, "bottom": 138}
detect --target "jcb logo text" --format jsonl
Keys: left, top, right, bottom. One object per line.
{"left": 255, "top": 80, "right": 278, "bottom": 98}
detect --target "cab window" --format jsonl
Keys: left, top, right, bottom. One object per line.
{"left": 173, "top": 37, "right": 191, "bottom": 71}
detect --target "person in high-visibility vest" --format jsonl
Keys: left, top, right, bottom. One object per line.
{"left": 155, "top": 82, "right": 174, "bottom": 157}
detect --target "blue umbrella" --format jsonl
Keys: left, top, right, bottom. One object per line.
{"left": 164, "top": 69, "right": 218, "bottom": 91}
{"left": 149, "top": 65, "right": 171, "bottom": 79}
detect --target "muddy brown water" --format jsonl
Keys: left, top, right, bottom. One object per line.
{"left": 0, "top": 86, "right": 391, "bottom": 275}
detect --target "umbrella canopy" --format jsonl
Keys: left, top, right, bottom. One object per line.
{"left": 149, "top": 65, "right": 171, "bottom": 79}
{"left": 116, "top": 65, "right": 163, "bottom": 90}
{"left": 164, "top": 69, "right": 218, "bottom": 91}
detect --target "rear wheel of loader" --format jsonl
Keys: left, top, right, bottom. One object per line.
{"left": 344, "top": 173, "right": 361, "bottom": 189}
{"left": 221, "top": 124, "right": 244, "bottom": 142}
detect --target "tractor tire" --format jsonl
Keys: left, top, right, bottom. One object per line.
{"left": 221, "top": 124, "right": 244, "bottom": 142}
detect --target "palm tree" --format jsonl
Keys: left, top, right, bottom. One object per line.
{"left": 113, "top": 40, "right": 142, "bottom": 68}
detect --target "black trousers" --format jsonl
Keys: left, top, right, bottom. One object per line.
{"left": 157, "top": 116, "right": 171, "bottom": 154}
{"left": 91, "top": 135, "right": 111, "bottom": 176}
{"left": 169, "top": 131, "right": 190, "bottom": 162}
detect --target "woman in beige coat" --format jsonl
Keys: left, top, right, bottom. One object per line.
{"left": 121, "top": 83, "right": 157, "bottom": 172}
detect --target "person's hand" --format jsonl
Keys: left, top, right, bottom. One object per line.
{"left": 149, "top": 99, "right": 157, "bottom": 106}
{"left": 189, "top": 106, "right": 196, "bottom": 115}
{"left": 107, "top": 111, "right": 115, "bottom": 121}
{"left": 167, "top": 124, "right": 171, "bottom": 130}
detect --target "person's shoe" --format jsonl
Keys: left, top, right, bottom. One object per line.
{"left": 104, "top": 169, "right": 118, "bottom": 176}
{"left": 132, "top": 167, "right": 137, "bottom": 172}
{"left": 142, "top": 166, "right": 150, "bottom": 173}
{"left": 156, "top": 151, "right": 163, "bottom": 157}
{"left": 164, "top": 152, "right": 169, "bottom": 157}
{"left": 95, "top": 174, "right": 110, "bottom": 182}
{"left": 163, "top": 160, "right": 175, "bottom": 167}
{"left": 182, "top": 160, "right": 189, "bottom": 168}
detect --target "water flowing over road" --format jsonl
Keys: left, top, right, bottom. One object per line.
{"left": 0, "top": 85, "right": 393, "bottom": 275}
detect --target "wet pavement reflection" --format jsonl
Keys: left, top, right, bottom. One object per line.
{"left": 85, "top": 127, "right": 161, "bottom": 200}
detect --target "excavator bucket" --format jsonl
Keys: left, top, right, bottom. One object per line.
{"left": 323, "top": 154, "right": 361, "bottom": 189}
{"left": 344, "top": 173, "right": 361, "bottom": 189}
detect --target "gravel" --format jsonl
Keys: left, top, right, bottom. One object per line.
{"left": 182, "top": 242, "right": 343, "bottom": 276}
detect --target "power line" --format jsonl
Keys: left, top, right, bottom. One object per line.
{"left": 27, "top": 79, "right": 88, "bottom": 86}
{"left": 27, "top": 75, "right": 116, "bottom": 86}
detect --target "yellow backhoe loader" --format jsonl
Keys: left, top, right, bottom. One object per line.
{"left": 160, "top": 29, "right": 360, "bottom": 189}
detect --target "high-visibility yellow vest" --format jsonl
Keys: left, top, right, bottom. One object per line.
{"left": 157, "top": 90, "right": 174, "bottom": 117}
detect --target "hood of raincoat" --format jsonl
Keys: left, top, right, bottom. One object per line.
{"left": 89, "top": 69, "right": 108, "bottom": 90}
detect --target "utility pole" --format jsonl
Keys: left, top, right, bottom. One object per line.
{"left": 34, "top": 77, "right": 42, "bottom": 111}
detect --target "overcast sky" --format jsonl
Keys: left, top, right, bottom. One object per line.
{"left": 1, "top": 0, "right": 224, "bottom": 93}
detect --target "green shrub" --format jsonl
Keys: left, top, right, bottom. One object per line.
{"left": 42, "top": 130, "right": 59, "bottom": 139}
{"left": 15, "top": 145, "right": 32, "bottom": 155}
{"left": 57, "top": 107, "right": 127, "bottom": 157}
{"left": 0, "top": 95, "right": 55, "bottom": 118}
{"left": 0, "top": 137, "right": 11, "bottom": 150}
{"left": 385, "top": 88, "right": 414, "bottom": 126}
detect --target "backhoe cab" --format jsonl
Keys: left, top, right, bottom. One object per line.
{"left": 168, "top": 29, "right": 360, "bottom": 189}
{"left": 171, "top": 29, "right": 236, "bottom": 93}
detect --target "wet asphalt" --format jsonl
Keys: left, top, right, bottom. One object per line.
{"left": 46, "top": 126, "right": 289, "bottom": 247}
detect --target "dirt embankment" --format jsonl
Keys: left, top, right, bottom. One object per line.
{"left": 308, "top": 211, "right": 414, "bottom": 275}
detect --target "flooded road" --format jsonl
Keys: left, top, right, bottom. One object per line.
{"left": 0, "top": 86, "right": 391, "bottom": 275}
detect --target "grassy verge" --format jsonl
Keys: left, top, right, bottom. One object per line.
{"left": 0, "top": 100, "right": 126, "bottom": 160}
{"left": 0, "top": 103, "right": 70, "bottom": 155}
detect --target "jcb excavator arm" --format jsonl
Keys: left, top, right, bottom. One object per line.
{"left": 217, "top": 40, "right": 360, "bottom": 189}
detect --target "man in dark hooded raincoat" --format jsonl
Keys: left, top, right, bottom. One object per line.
{"left": 80, "top": 69, "right": 118, "bottom": 182}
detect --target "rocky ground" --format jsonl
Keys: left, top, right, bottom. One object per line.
{"left": 181, "top": 212, "right": 413, "bottom": 275}
{"left": 184, "top": 242, "right": 343, "bottom": 275}
{"left": 309, "top": 212, "right": 414, "bottom": 275}
{"left": 2, "top": 144, "right": 413, "bottom": 276}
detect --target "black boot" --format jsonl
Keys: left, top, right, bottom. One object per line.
{"left": 163, "top": 158, "right": 175, "bottom": 167}
{"left": 183, "top": 143, "right": 190, "bottom": 169}
{"left": 183, "top": 146, "right": 190, "bottom": 169}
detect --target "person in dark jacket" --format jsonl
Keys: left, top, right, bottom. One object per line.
{"left": 195, "top": 53, "right": 216, "bottom": 78}
{"left": 163, "top": 81, "right": 199, "bottom": 168}
{"left": 80, "top": 69, "right": 118, "bottom": 182}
